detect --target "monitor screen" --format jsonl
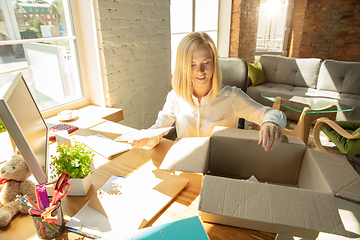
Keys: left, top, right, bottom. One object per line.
{"left": 0, "top": 72, "right": 48, "bottom": 185}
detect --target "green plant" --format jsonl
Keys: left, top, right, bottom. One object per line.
{"left": 50, "top": 141, "right": 95, "bottom": 179}
{"left": 0, "top": 119, "right": 6, "bottom": 133}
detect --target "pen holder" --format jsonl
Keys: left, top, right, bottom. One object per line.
{"left": 30, "top": 197, "right": 65, "bottom": 239}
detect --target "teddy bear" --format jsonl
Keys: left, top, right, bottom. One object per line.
{"left": 0, "top": 154, "right": 36, "bottom": 227}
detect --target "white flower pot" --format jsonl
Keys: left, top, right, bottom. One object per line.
{"left": 67, "top": 174, "right": 92, "bottom": 196}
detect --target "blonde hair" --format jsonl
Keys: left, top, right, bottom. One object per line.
{"left": 172, "top": 32, "right": 222, "bottom": 107}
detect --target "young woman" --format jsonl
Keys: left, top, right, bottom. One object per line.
{"left": 132, "top": 32, "right": 286, "bottom": 151}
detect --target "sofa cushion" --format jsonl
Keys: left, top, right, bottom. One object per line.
{"left": 321, "top": 120, "right": 360, "bottom": 154}
{"left": 259, "top": 55, "right": 321, "bottom": 89}
{"left": 336, "top": 93, "right": 360, "bottom": 121}
{"left": 247, "top": 62, "right": 266, "bottom": 86}
{"left": 317, "top": 60, "right": 360, "bottom": 94}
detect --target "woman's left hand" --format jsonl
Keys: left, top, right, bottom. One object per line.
{"left": 258, "top": 122, "right": 283, "bottom": 151}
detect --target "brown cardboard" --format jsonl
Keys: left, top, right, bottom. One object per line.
{"left": 160, "top": 126, "right": 360, "bottom": 239}
{"left": 298, "top": 149, "right": 360, "bottom": 202}
{"left": 199, "top": 175, "right": 345, "bottom": 239}
{"left": 160, "top": 137, "right": 210, "bottom": 174}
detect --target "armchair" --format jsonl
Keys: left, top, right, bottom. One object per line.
{"left": 313, "top": 119, "right": 360, "bottom": 154}
{"left": 219, "top": 57, "right": 248, "bottom": 129}
{"left": 218, "top": 57, "right": 248, "bottom": 91}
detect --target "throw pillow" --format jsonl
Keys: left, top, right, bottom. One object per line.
{"left": 247, "top": 62, "right": 266, "bottom": 87}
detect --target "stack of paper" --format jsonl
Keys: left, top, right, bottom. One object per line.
{"left": 114, "top": 127, "right": 174, "bottom": 142}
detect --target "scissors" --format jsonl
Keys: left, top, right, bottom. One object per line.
{"left": 50, "top": 172, "right": 71, "bottom": 207}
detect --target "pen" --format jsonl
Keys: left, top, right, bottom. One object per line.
{"left": 41, "top": 205, "right": 56, "bottom": 219}
{"left": 28, "top": 208, "right": 43, "bottom": 215}
{"left": 24, "top": 195, "right": 41, "bottom": 211}
{"left": 65, "top": 226, "right": 101, "bottom": 239}
{"left": 32, "top": 215, "right": 59, "bottom": 233}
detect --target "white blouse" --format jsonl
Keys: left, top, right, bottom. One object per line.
{"left": 144, "top": 85, "right": 286, "bottom": 148}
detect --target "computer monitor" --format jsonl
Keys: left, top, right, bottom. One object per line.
{"left": 0, "top": 72, "right": 48, "bottom": 185}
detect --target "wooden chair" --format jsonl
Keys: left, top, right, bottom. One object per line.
{"left": 251, "top": 96, "right": 337, "bottom": 145}
{"left": 313, "top": 119, "right": 360, "bottom": 154}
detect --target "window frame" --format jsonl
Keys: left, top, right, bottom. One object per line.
{"left": 170, "top": 0, "right": 231, "bottom": 73}
{"left": 42, "top": 0, "right": 108, "bottom": 118}
{"left": 255, "top": 0, "right": 294, "bottom": 56}
{"left": 0, "top": 0, "right": 107, "bottom": 118}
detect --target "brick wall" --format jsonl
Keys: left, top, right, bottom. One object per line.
{"left": 232, "top": 0, "right": 360, "bottom": 62}
{"left": 229, "top": 0, "right": 241, "bottom": 58}
{"left": 97, "top": 0, "right": 171, "bottom": 129}
{"left": 288, "top": 0, "right": 360, "bottom": 61}
{"left": 288, "top": 0, "right": 308, "bottom": 57}
{"left": 229, "top": 0, "right": 260, "bottom": 63}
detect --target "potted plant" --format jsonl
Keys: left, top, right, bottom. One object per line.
{"left": 0, "top": 119, "right": 6, "bottom": 133}
{"left": 50, "top": 141, "right": 95, "bottom": 196}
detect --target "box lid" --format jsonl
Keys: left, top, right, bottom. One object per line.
{"left": 199, "top": 175, "right": 347, "bottom": 239}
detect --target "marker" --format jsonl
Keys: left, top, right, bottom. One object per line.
{"left": 36, "top": 185, "right": 50, "bottom": 209}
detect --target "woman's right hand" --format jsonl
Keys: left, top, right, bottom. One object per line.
{"left": 130, "top": 138, "right": 149, "bottom": 148}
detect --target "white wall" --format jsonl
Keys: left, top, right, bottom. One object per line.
{"left": 97, "top": 0, "right": 172, "bottom": 129}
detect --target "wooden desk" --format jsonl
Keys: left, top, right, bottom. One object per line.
{"left": 0, "top": 105, "right": 276, "bottom": 240}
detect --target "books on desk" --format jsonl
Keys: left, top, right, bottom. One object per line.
{"left": 66, "top": 169, "right": 191, "bottom": 238}
{"left": 77, "top": 133, "right": 131, "bottom": 159}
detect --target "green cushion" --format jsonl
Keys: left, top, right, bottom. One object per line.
{"left": 247, "top": 61, "right": 266, "bottom": 87}
{"left": 321, "top": 120, "right": 360, "bottom": 154}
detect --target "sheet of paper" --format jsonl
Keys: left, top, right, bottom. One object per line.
{"left": 76, "top": 134, "right": 131, "bottom": 159}
{"left": 114, "top": 127, "right": 174, "bottom": 142}
{"left": 65, "top": 176, "right": 120, "bottom": 236}
{"left": 65, "top": 170, "right": 189, "bottom": 237}
{"left": 87, "top": 169, "right": 189, "bottom": 232}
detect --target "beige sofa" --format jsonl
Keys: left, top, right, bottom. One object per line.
{"left": 245, "top": 55, "right": 360, "bottom": 121}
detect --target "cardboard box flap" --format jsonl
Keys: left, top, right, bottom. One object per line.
{"left": 335, "top": 178, "right": 360, "bottom": 203}
{"left": 209, "top": 127, "right": 306, "bottom": 185}
{"left": 299, "top": 149, "right": 360, "bottom": 203}
{"left": 160, "top": 137, "right": 210, "bottom": 174}
{"left": 199, "top": 175, "right": 347, "bottom": 239}
{"left": 211, "top": 126, "right": 261, "bottom": 140}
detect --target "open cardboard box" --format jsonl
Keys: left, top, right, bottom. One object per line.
{"left": 160, "top": 127, "right": 360, "bottom": 239}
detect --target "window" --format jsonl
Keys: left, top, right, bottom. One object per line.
{"left": 0, "top": 0, "right": 97, "bottom": 117}
{"left": 256, "top": 0, "right": 293, "bottom": 55}
{"left": 170, "top": 0, "right": 219, "bottom": 72}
